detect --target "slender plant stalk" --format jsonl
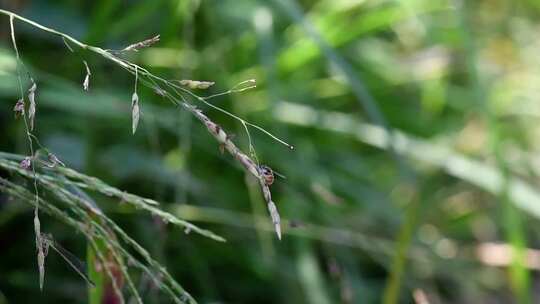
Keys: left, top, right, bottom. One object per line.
{"left": 0, "top": 8, "right": 292, "bottom": 303}
{"left": 0, "top": 154, "right": 206, "bottom": 303}
{"left": 0, "top": 8, "right": 287, "bottom": 240}
{"left": 8, "top": 13, "right": 48, "bottom": 292}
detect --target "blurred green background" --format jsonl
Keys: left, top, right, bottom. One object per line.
{"left": 2, "top": 0, "right": 540, "bottom": 303}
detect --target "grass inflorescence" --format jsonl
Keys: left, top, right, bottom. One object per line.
{"left": 0, "top": 8, "right": 293, "bottom": 303}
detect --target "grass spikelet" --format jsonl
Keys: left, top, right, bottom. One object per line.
{"left": 131, "top": 92, "right": 140, "bottom": 134}
{"left": 27, "top": 81, "right": 37, "bottom": 130}
{"left": 83, "top": 61, "right": 91, "bottom": 91}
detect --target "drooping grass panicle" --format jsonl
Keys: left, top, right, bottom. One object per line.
{"left": 184, "top": 104, "right": 283, "bottom": 239}
{"left": 0, "top": 156, "right": 225, "bottom": 242}
{"left": 0, "top": 155, "right": 207, "bottom": 303}
{"left": 9, "top": 13, "right": 47, "bottom": 291}
{"left": 1, "top": 10, "right": 293, "bottom": 241}
{"left": 0, "top": 8, "right": 293, "bottom": 302}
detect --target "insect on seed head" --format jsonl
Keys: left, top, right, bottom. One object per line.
{"left": 258, "top": 165, "right": 275, "bottom": 186}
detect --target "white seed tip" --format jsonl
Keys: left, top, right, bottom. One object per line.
{"left": 275, "top": 224, "right": 282, "bottom": 240}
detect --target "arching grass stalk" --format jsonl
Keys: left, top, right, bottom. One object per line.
{"left": 0, "top": 155, "right": 204, "bottom": 303}
{"left": 0, "top": 8, "right": 290, "bottom": 240}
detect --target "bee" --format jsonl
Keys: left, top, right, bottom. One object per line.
{"left": 258, "top": 165, "right": 286, "bottom": 186}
